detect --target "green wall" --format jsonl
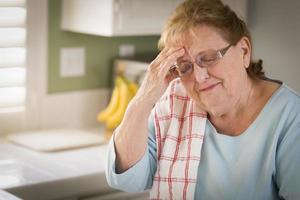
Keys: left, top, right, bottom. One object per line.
{"left": 48, "top": 0, "right": 160, "bottom": 93}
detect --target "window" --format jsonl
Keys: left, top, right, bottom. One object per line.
{"left": 0, "top": 0, "right": 26, "bottom": 113}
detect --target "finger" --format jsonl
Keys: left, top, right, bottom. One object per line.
{"left": 161, "top": 47, "right": 184, "bottom": 61}
{"left": 148, "top": 48, "right": 182, "bottom": 75}
{"left": 160, "top": 48, "right": 185, "bottom": 75}
{"left": 154, "top": 48, "right": 169, "bottom": 62}
{"left": 155, "top": 46, "right": 183, "bottom": 64}
{"left": 151, "top": 48, "right": 184, "bottom": 75}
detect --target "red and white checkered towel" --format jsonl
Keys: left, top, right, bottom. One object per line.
{"left": 150, "top": 79, "right": 207, "bottom": 200}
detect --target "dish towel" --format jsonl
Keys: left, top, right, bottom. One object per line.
{"left": 149, "top": 78, "right": 207, "bottom": 200}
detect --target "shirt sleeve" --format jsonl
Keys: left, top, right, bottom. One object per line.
{"left": 105, "top": 113, "right": 157, "bottom": 193}
{"left": 276, "top": 120, "right": 300, "bottom": 199}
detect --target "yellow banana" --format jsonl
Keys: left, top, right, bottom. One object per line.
{"left": 97, "top": 77, "right": 122, "bottom": 123}
{"left": 106, "top": 77, "right": 133, "bottom": 130}
{"left": 128, "top": 81, "right": 138, "bottom": 96}
{"left": 121, "top": 77, "right": 139, "bottom": 96}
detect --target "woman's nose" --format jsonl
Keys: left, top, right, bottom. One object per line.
{"left": 193, "top": 64, "right": 210, "bottom": 83}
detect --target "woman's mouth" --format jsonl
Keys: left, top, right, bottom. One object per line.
{"left": 199, "top": 83, "right": 220, "bottom": 92}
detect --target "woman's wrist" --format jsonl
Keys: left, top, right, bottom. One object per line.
{"left": 130, "top": 95, "right": 156, "bottom": 111}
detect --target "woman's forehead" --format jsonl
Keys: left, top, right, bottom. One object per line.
{"left": 170, "top": 25, "right": 227, "bottom": 54}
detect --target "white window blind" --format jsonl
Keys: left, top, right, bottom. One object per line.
{"left": 0, "top": 0, "right": 26, "bottom": 112}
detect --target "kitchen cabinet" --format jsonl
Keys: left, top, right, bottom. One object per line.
{"left": 61, "top": 0, "right": 248, "bottom": 37}
{"left": 61, "top": 0, "right": 181, "bottom": 36}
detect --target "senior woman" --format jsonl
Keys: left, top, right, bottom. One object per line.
{"left": 106, "top": 0, "right": 300, "bottom": 199}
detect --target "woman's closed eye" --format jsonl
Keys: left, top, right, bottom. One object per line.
{"left": 198, "top": 51, "right": 219, "bottom": 63}
{"left": 178, "top": 61, "right": 193, "bottom": 74}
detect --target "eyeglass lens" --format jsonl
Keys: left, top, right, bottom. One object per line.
{"left": 169, "top": 45, "right": 231, "bottom": 78}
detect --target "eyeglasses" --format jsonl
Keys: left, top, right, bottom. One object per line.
{"left": 169, "top": 44, "right": 232, "bottom": 78}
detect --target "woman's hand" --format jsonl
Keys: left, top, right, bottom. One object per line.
{"left": 135, "top": 47, "right": 185, "bottom": 106}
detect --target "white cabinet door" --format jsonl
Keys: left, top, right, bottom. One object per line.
{"left": 61, "top": 0, "right": 114, "bottom": 36}
{"left": 62, "top": 0, "right": 178, "bottom": 36}
{"left": 113, "top": 0, "right": 175, "bottom": 36}
{"left": 62, "top": 0, "right": 248, "bottom": 36}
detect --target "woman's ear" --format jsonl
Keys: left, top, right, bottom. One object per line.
{"left": 239, "top": 37, "right": 251, "bottom": 68}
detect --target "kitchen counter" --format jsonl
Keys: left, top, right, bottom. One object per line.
{"left": 0, "top": 130, "right": 115, "bottom": 200}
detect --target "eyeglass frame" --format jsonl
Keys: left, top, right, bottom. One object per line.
{"left": 169, "top": 44, "right": 232, "bottom": 77}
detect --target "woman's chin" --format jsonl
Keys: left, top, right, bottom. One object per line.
{"left": 199, "top": 94, "right": 225, "bottom": 109}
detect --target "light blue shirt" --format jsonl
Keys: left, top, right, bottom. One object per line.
{"left": 106, "top": 84, "right": 300, "bottom": 199}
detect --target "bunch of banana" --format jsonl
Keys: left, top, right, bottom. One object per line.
{"left": 97, "top": 75, "right": 138, "bottom": 131}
